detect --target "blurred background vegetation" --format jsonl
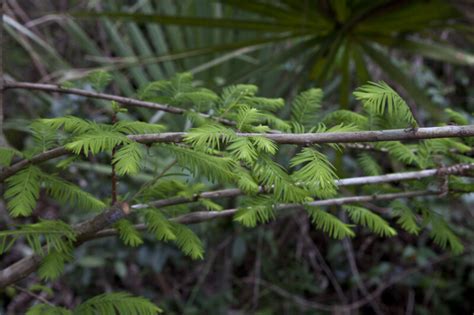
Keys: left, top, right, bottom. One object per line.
{"left": 1, "top": 0, "right": 474, "bottom": 314}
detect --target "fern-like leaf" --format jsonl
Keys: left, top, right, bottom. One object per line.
{"left": 113, "top": 121, "right": 166, "bottom": 134}
{"left": 254, "top": 156, "right": 309, "bottom": 202}
{"left": 354, "top": 81, "right": 417, "bottom": 126}
{"left": 184, "top": 124, "right": 235, "bottom": 150}
{"left": 26, "top": 304, "right": 72, "bottom": 315}
{"left": 291, "top": 88, "right": 323, "bottom": 128}
{"left": 0, "top": 220, "right": 76, "bottom": 255}
{"left": 66, "top": 131, "right": 129, "bottom": 155}
{"left": 424, "top": 212, "right": 464, "bottom": 254}
{"left": 39, "top": 116, "right": 95, "bottom": 135}
{"left": 74, "top": 292, "right": 162, "bottom": 315}
{"left": 42, "top": 173, "right": 106, "bottom": 211}
{"left": 290, "top": 148, "right": 338, "bottom": 198}
{"left": 145, "top": 210, "right": 176, "bottom": 241}
{"left": 391, "top": 200, "right": 420, "bottom": 235}
{"left": 171, "top": 223, "right": 204, "bottom": 260}
{"left": 343, "top": 205, "right": 396, "bottom": 237}
{"left": 357, "top": 153, "right": 383, "bottom": 176}
{"left": 5, "top": 165, "right": 42, "bottom": 217}
{"left": 115, "top": 219, "right": 143, "bottom": 247}
{"left": 306, "top": 207, "right": 355, "bottom": 239}
{"left": 112, "top": 142, "right": 144, "bottom": 175}
{"left": 163, "top": 144, "right": 237, "bottom": 183}
{"left": 234, "top": 196, "right": 275, "bottom": 227}
{"left": 38, "top": 249, "right": 73, "bottom": 281}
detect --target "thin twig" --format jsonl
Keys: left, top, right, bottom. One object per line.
{"left": 1, "top": 125, "right": 473, "bottom": 182}
{"left": 12, "top": 285, "right": 55, "bottom": 307}
{"left": 3, "top": 81, "right": 236, "bottom": 126}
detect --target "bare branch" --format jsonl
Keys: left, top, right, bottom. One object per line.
{"left": 130, "top": 163, "right": 473, "bottom": 210}
{"left": 3, "top": 81, "right": 236, "bottom": 126}
{"left": 1, "top": 126, "right": 474, "bottom": 182}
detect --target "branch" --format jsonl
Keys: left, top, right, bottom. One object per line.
{"left": 1, "top": 125, "right": 474, "bottom": 181}
{"left": 94, "top": 189, "right": 438, "bottom": 240}
{"left": 129, "top": 163, "right": 474, "bottom": 210}
{"left": 0, "top": 202, "right": 130, "bottom": 288}
{"left": 3, "top": 81, "right": 236, "bottom": 126}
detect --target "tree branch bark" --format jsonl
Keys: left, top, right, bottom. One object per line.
{"left": 2, "top": 81, "right": 236, "bottom": 126}
{"left": 1, "top": 126, "right": 474, "bottom": 182}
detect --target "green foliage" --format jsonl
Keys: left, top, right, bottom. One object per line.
{"left": 74, "top": 292, "right": 162, "bottom": 315}
{"left": 139, "top": 72, "right": 217, "bottom": 110}
{"left": 112, "top": 121, "right": 165, "bottom": 134}
{"left": 322, "top": 110, "right": 369, "bottom": 129}
{"left": 30, "top": 121, "right": 58, "bottom": 152}
{"left": 254, "top": 155, "right": 309, "bottom": 202}
{"left": 234, "top": 196, "right": 275, "bottom": 227}
{"left": 145, "top": 210, "right": 177, "bottom": 241}
{"left": 39, "top": 116, "right": 95, "bottom": 135}
{"left": 376, "top": 141, "right": 419, "bottom": 166}
{"left": 86, "top": 70, "right": 112, "bottom": 91}
{"left": 184, "top": 124, "right": 235, "bottom": 150}
{"left": 27, "top": 292, "right": 161, "bottom": 315}
{"left": 423, "top": 211, "right": 464, "bottom": 254}
{"left": 27, "top": 304, "right": 72, "bottom": 315}
{"left": 0, "top": 147, "right": 22, "bottom": 166}
{"left": 391, "top": 201, "right": 420, "bottom": 235}
{"left": 66, "top": 130, "right": 129, "bottom": 155}
{"left": 115, "top": 219, "right": 144, "bottom": 247}
{"left": 0, "top": 220, "right": 75, "bottom": 255}
{"left": 5, "top": 165, "right": 42, "bottom": 217}
{"left": 305, "top": 207, "right": 355, "bottom": 239}
{"left": 38, "top": 249, "right": 74, "bottom": 281}
{"left": 290, "top": 147, "right": 338, "bottom": 198}
{"left": 163, "top": 144, "right": 237, "bottom": 183}
{"left": 357, "top": 153, "right": 383, "bottom": 176}
{"left": 290, "top": 88, "right": 323, "bottom": 128}
{"left": 343, "top": 205, "right": 397, "bottom": 237}
{"left": 112, "top": 142, "right": 144, "bottom": 175}
{"left": 354, "top": 81, "right": 417, "bottom": 127}
{"left": 42, "top": 173, "right": 106, "bottom": 211}
{"left": 170, "top": 223, "right": 204, "bottom": 260}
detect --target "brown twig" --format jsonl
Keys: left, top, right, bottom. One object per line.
{"left": 1, "top": 125, "right": 474, "bottom": 182}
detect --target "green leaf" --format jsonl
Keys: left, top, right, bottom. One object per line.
{"left": 290, "top": 148, "right": 338, "bottom": 198}
{"left": 113, "top": 142, "right": 144, "bottom": 176}
{"left": 234, "top": 196, "right": 275, "bottom": 227}
{"left": 26, "top": 304, "right": 72, "bottom": 315}
{"left": 424, "top": 212, "right": 464, "bottom": 254}
{"left": 39, "top": 116, "right": 95, "bottom": 135}
{"left": 343, "top": 205, "right": 397, "bottom": 237}
{"left": 5, "top": 165, "right": 42, "bottom": 217}
{"left": 86, "top": 70, "right": 112, "bottom": 91}
{"left": 171, "top": 223, "right": 204, "bottom": 260}
{"left": 306, "top": 207, "right": 355, "bottom": 239}
{"left": 391, "top": 201, "right": 420, "bottom": 235}
{"left": 145, "top": 210, "right": 176, "bottom": 242}
{"left": 291, "top": 88, "right": 323, "bottom": 128}
{"left": 115, "top": 219, "right": 143, "bottom": 247}
{"left": 354, "top": 81, "right": 417, "bottom": 126}
{"left": 254, "top": 155, "right": 309, "bottom": 202}
{"left": 66, "top": 131, "right": 129, "bottom": 155}
{"left": 184, "top": 124, "right": 235, "bottom": 150}
{"left": 163, "top": 144, "right": 237, "bottom": 183}
{"left": 113, "top": 121, "right": 166, "bottom": 134}
{"left": 38, "top": 249, "right": 73, "bottom": 281}
{"left": 0, "top": 147, "right": 22, "bottom": 166}
{"left": 357, "top": 153, "right": 382, "bottom": 176}
{"left": 0, "top": 220, "right": 76, "bottom": 255}
{"left": 74, "top": 292, "right": 162, "bottom": 315}
{"left": 42, "top": 173, "right": 106, "bottom": 211}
